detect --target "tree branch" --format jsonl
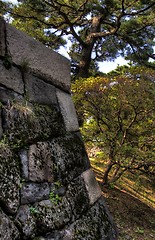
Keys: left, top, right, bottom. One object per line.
{"left": 125, "top": 2, "right": 155, "bottom": 16}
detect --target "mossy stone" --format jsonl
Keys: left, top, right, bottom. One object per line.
{"left": 0, "top": 143, "right": 20, "bottom": 214}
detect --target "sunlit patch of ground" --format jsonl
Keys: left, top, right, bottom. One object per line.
{"left": 90, "top": 158, "right": 155, "bottom": 240}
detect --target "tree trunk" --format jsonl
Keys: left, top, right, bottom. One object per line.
{"left": 78, "top": 16, "right": 102, "bottom": 78}
{"left": 78, "top": 45, "right": 93, "bottom": 78}
{"left": 102, "top": 161, "right": 115, "bottom": 185}
{"left": 110, "top": 169, "right": 126, "bottom": 183}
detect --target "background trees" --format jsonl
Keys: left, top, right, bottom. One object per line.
{"left": 1, "top": 0, "right": 155, "bottom": 77}
{"left": 72, "top": 66, "right": 155, "bottom": 184}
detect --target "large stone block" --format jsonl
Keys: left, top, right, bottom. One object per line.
{"left": 56, "top": 89, "right": 79, "bottom": 132}
{"left": 2, "top": 101, "right": 65, "bottom": 146}
{"left": 65, "top": 176, "right": 90, "bottom": 220}
{"left": 0, "top": 60, "right": 24, "bottom": 94}
{"left": 0, "top": 144, "right": 20, "bottom": 214}
{"left": 28, "top": 142, "right": 54, "bottom": 182}
{"left": 49, "top": 133, "right": 90, "bottom": 185}
{"left": 0, "top": 86, "right": 23, "bottom": 104}
{"left": 5, "top": 23, "right": 71, "bottom": 91}
{"left": 62, "top": 197, "right": 117, "bottom": 240}
{"left": 35, "top": 198, "right": 72, "bottom": 233}
{"left": 25, "top": 73, "right": 57, "bottom": 105}
{"left": 82, "top": 168, "right": 102, "bottom": 205}
{"left": 0, "top": 17, "right": 5, "bottom": 56}
{"left": 0, "top": 208, "right": 20, "bottom": 240}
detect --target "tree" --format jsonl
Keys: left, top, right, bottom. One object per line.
{"left": 72, "top": 66, "right": 155, "bottom": 184}
{"left": 1, "top": 0, "right": 155, "bottom": 77}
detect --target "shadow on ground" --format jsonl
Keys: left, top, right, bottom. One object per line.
{"left": 93, "top": 167, "right": 155, "bottom": 240}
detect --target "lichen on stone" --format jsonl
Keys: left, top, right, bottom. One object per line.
{"left": 48, "top": 132, "right": 90, "bottom": 185}
{"left": 1, "top": 100, "right": 66, "bottom": 149}
{"left": 0, "top": 143, "right": 20, "bottom": 214}
{"left": 0, "top": 208, "right": 20, "bottom": 240}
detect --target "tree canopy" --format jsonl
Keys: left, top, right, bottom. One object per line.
{"left": 72, "top": 66, "right": 155, "bottom": 184}
{"left": 1, "top": 0, "right": 155, "bottom": 77}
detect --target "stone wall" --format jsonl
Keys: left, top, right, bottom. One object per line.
{"left": 0, "top": 17, "right": 117, "bottom": 240}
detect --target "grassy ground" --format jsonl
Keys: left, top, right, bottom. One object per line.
{"left": 91, "top": 159, "right": 155, "bottom": 240}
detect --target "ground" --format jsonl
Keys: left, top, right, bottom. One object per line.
{"left": 91, "top": 159, "right": 155, "bottom": 240}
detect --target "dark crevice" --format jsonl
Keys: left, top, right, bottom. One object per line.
{"left": 21, "top": 71, "right": 27, "bottom": 97}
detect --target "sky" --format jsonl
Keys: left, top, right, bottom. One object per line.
{"left": 6, "top": 0, "right": 128, "bottom": 73}
{"left": 99, "top": 57, "right": 128, "bottom": 73}
{"left": 58, "top": 45, "right": 128, "bottom": 73}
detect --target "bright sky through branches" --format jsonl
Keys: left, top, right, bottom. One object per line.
{"left": 58, "top": 45, "right": 128, "bottom": 73}
{"left": 5, "top": 0, "right": 129, "bottom": 73}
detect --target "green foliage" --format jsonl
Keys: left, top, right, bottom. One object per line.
{"left": 2, "top": 0, "right": 155, "bottom": 77}
{"left": 49, "top": 191, "right": 62, "bottom": 205}
{"left": 0, "top": 100, "right": 36, "bottom": 150}
{"left": 135, "top": 227, "right": 144, "bottom": 235}
{"left": 29, "top": 206, "right": 39, "bottom": 215}
{"left": 54, "top": 181, "right": 62, "bottom": 188}
{"left": 0, "top": 135, "right": 9, "bottom": 147}
{"left": 0, "top": 101, "right": 3, "bottom": 108}
{"left": 19, "top": 178, "right": 25, "bottom": 189}
{"left": 72, "top": 66, "right": 155, "bottom": 184}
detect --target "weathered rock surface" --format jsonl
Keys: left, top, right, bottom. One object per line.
{"left": 82, "top": 169, "right": 102, "bottom": 205}
{"left": 2, "top": 102, "right": 65, "bottom": 146}
{"left": 28, "top": 142, "right": 54, "bottom": 182}
{"left": 0, "top": 208, "right": 20, "bottom": 240}
{"left": 19, "top": 150, "right": 29, "bottom": 180}
{"left": 15, "top": 205, "right": 36, "bottom": 238}
{"left": 21, "top": 182, "right": 50, "bottom": 204}
{"left": 49, "top": 133, "right": 90, "bottom": 184}
{"left": 65, "top": 176, "right": 90, "bottom": 220}
{"left": 0, "top": 85, "right": 23, "bottom": 104}
{"left": 56, "top": 89, "right": 79, "bottom": 131}
{"left": 35, "top": 199, "right": 72, "bottom": 233}
{"left": 0, "top": 144, "right": 20, "bottom": 214}
{"left": 5, "top": 22, "right": 71, "bottom": 91}
{"left": 25, "top": 73, "right": 58, "bottom": 105}
{"left": 0, "top": 59, "right": 24, "bottom": 94}
{"left": 0, "top": 17, "right": 5, "bottom": 55}
{"left": 62, "top": 197, "right": 117, "bottom": 240}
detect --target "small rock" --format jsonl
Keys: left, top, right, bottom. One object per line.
{"left": 124, "top": 235, "right": 132, "bottom": 240}
{"left": 54, "top": 186, "right": 66, "bottom": 197}
{"left": 21, "top": 182, "right": 50, "bottom": 204}
{"left": 19, "top": 149, "right": 29, "bottom": 179}
{"left": 15, "top": 205, "right": 36, "bottom": 238}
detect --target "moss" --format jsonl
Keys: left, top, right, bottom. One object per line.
{"left": 0, "top": 143, "right": 20, "bottom": 213}
{"left": 69, "top": 215, "right": 102, "bottom": 240}
{"left": 20, "top": 58, "right": 29, "bottom": 73}
{"left": 3, "top": 53, "right": 12, "bottom": 69}
{"left": 1, "top": 100, "right": 65, "bottom": 150}
{"left": 49, "top": 191, "right": 62, "bottom": 205}
{"left": 29, "top": 206, "right": 39, "bottom": 216}
{"left": 49, "top": 133, "right": 90, "bottom": 185}
{"left": 0, "top": 101, "right": 3, "bottom": 108}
